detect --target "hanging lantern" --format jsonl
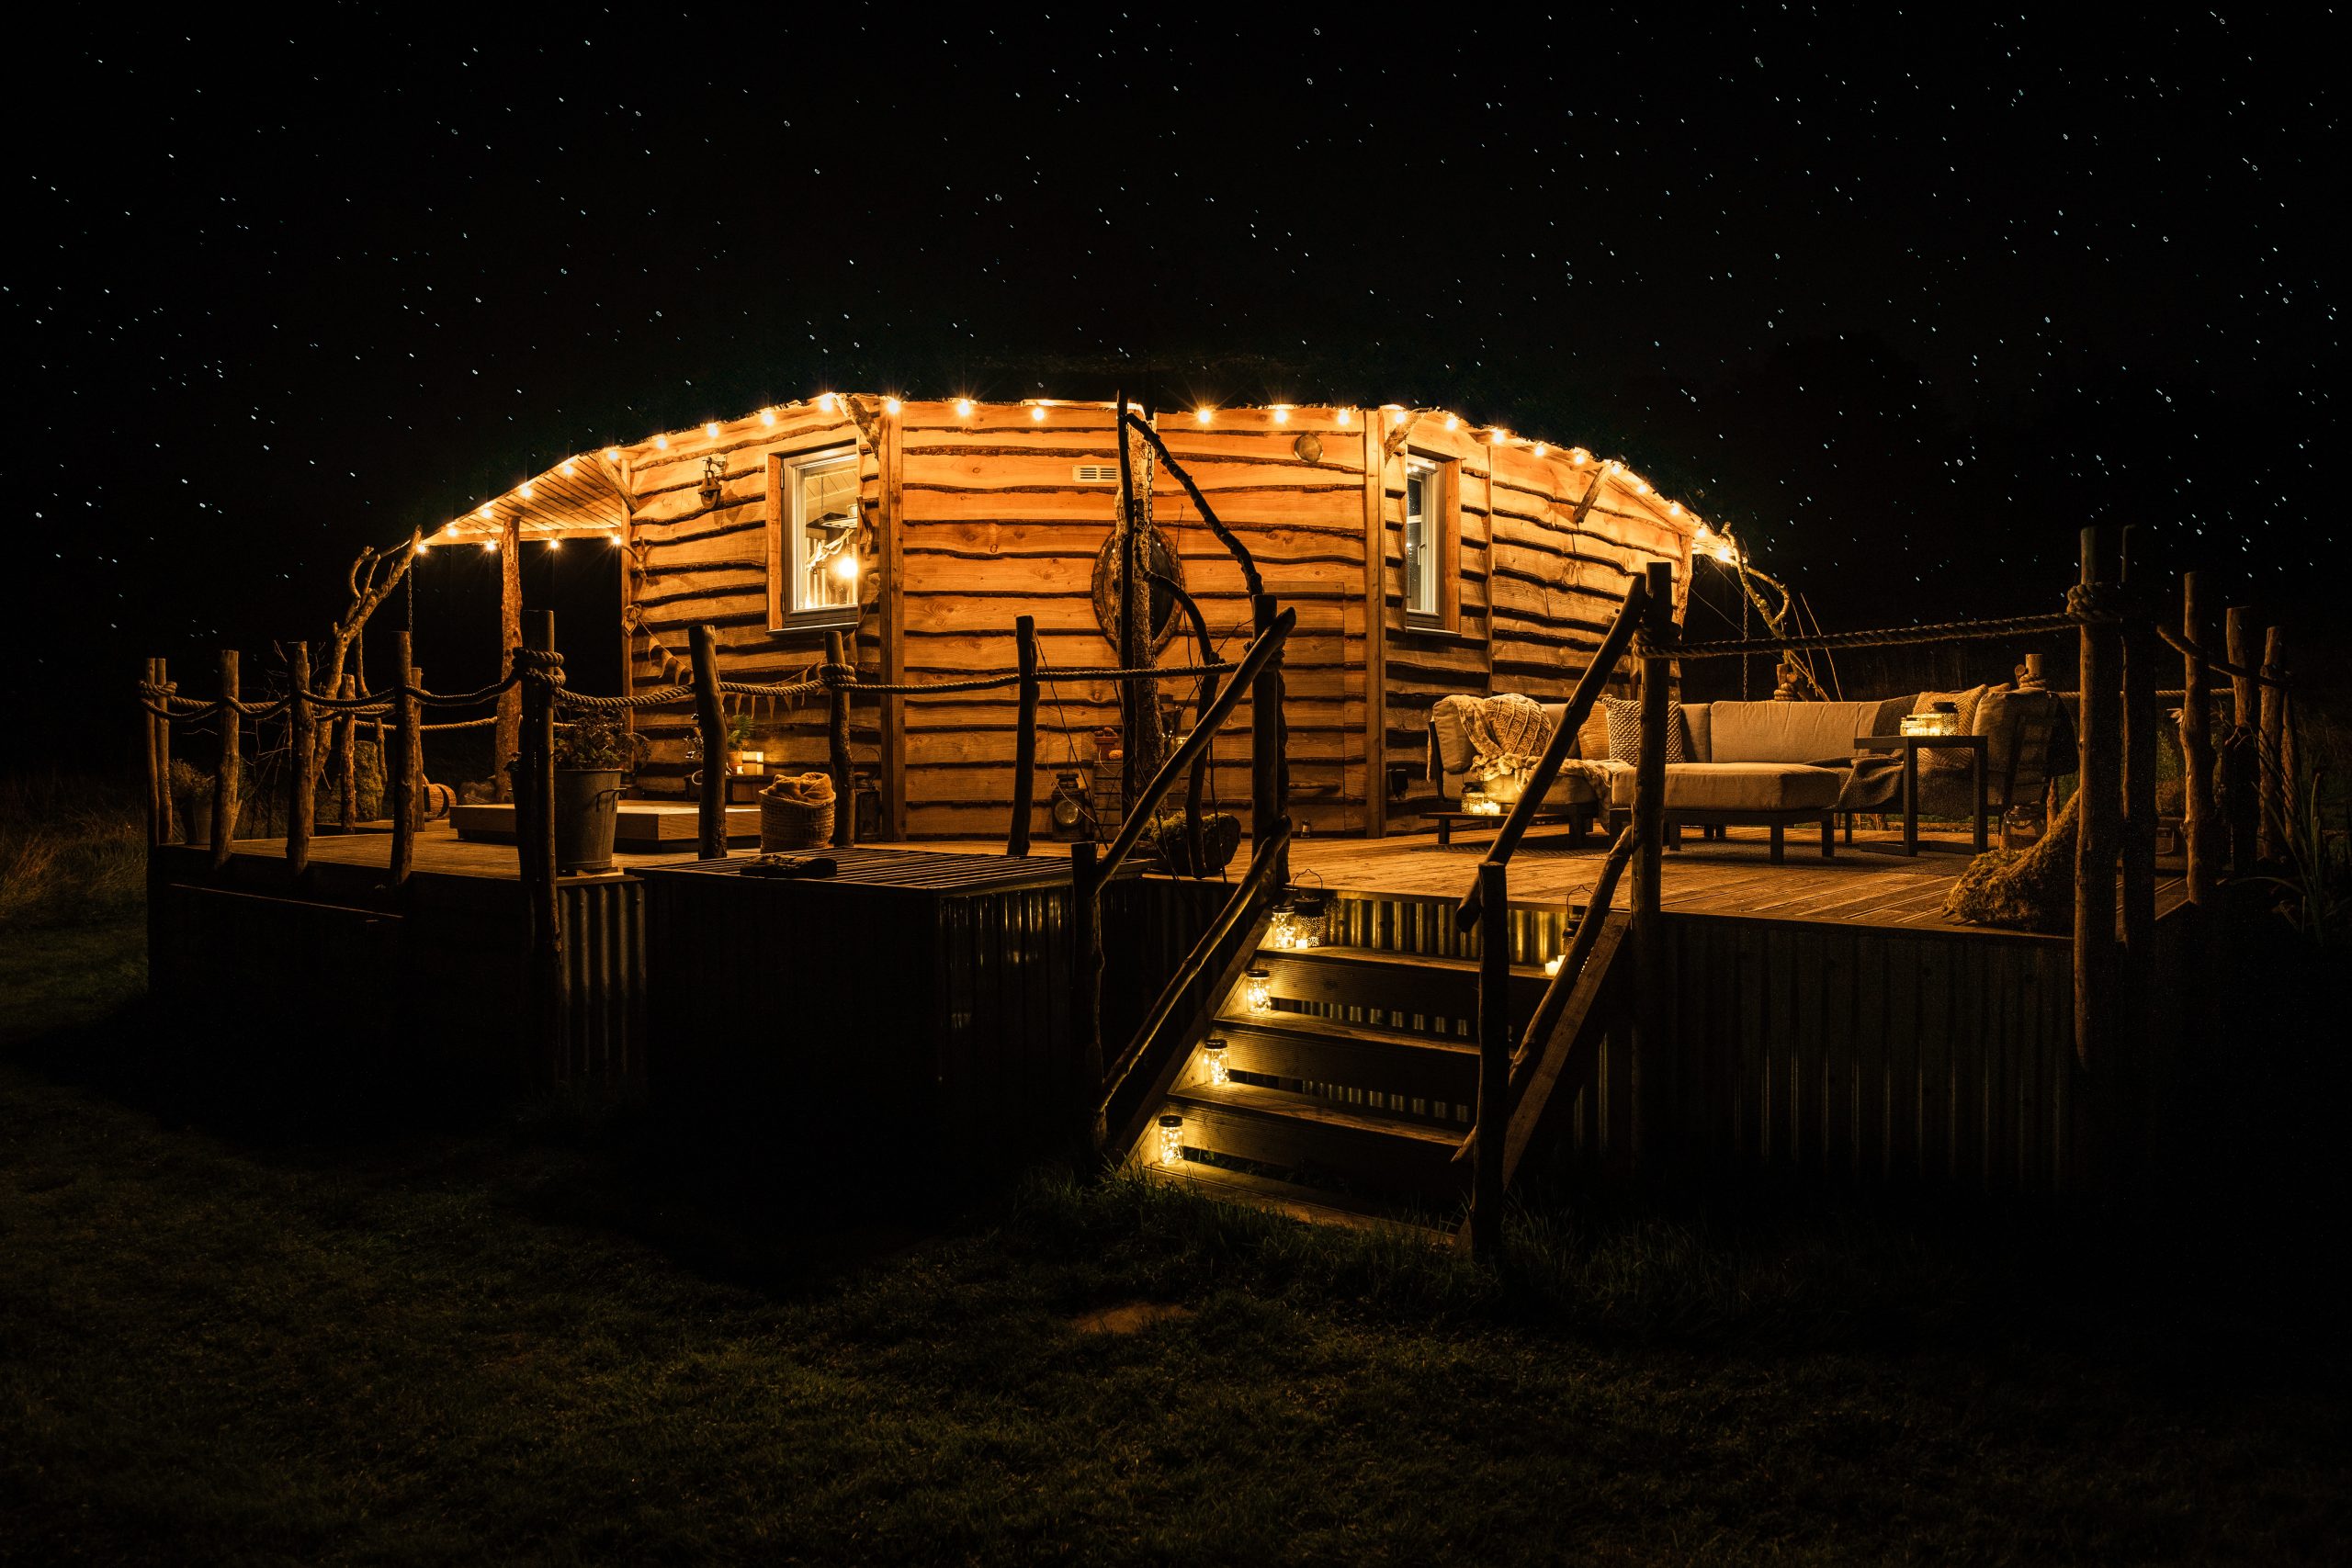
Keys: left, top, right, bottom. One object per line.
{"left": 1284, "top": 872, "right": 1329, "bottom": 949}
{"left": 1048, "top": 771, "right": 1090, "bottom": 840}
{"left": 1242, "top": 967, "right": 1272, "bottom": 1015}
{"left": 1201, "top": 1038, "right": 1230, "bottom": 1088}
{"left": 1156, "top": 1112, "right": 1185, "bottom": 1166}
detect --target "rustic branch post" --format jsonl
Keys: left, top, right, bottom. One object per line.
{"left": 1630, "top": 562, "right": 1672, "bottom": 1170}
{"left": 2259, "top": 626, "right": 2288, "bottom": 863}
{"left": 688, "top": 623, "right": 727, "bottom": 860}
{"left": 825, "top": 628, "right": 854, "bottom": 850}
{"left": 2180, "top": 573, "right": 2215, "bottom": 906}
{"left": 2074, "top": 526, "right": 2121, "bottom": 1086}
{"left": 389, "top": 632, "right": 416, "bottom": 887}
{"left": 520, "top": 609, "right": 565, "bottom": 1083}
{"left": 287, "top": 641, "right": 316, "bottom": 877}
{"left": 1115, "top": 390, "right": 1148, "bottom": 817}
{"left": 1008, "top": 615, "right": 1039, "bottom": 856}
{"left": 1469, "top": 859, "right": 1510, "bottom": 1259}
{"left": 334, "top": 674, "right": 357, "bottom": 830}
{"left": 142, "top": 658, "right": 167, "bottom": 848}
{"left": 2224, "top": 606, "right": 2258, "bottom": 874}
{"left": 2118, "top": 535, "right": 2155, "bottom": 1031}
{"left": 403, "top": 666, "right": 426, "bottom": 836}
{"left": 494, "top": 509, "right": 523, "bottom": 802}
{"left": 1251, "top": 591, "right": 1290, "bottom": 889}
{"left": 210, "top": 649, "right": 240, "bottom": 873}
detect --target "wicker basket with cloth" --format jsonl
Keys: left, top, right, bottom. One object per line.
{"left": 758, "top": 772, "right": 836, "bottom": 851}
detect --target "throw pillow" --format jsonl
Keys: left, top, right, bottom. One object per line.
{"left": 1577, "top": 704, "right": 1613, "bottom": 762}
{"left": 1912, "top": 684, "right": 1987, "bottom": 772}
{"left": 1601, "top": 694, "right": 1688, "bottom": 764}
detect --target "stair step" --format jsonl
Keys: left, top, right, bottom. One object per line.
{"left": 1163, "top": 1080, "right": 1467, "bottom": 1204}
{"left": 1250, "top": 944, "right": 1551, "bottom": 1023}
{"left": 1139, "top": 1158, "right": 1454, "bottom": 1243}
{"left": 1206, "top": 1010, "right": 1482, "bottom": 1108}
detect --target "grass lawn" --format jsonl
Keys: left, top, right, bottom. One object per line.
{"left": 5, "top": 914, "right": 2349, "bottom": 1563}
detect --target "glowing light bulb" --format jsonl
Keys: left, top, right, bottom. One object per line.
{"left": 1634, "top": 479, "right": 1651, "bottom": 495}
{"left": 1335, "top": 407, "right": 1352, "bottom": 425}
{"left": 704, "top": 423, "right": 719, "bottom": 439}
{"left": 1389, "top": 408, "right": 1407, "bottom": 427}
{"left": 761, "top": 409, "right": 777, "bottom": 426}
{"left": 1532, "top": 443, "right": 1548, "bottom": 457}
{"left": 482, "top": 539, "right": 498, "bottom": 552}
{"left": 477, "top": 503, "right": 493, "bottom": 519}
{"left": 1443, "top": 413, "right": 1460, "bottom": 431}
{"left": 1195, "top": 406, "right": 1213, "bottom": 424}
{"left": 608, "top": 531, "right": 622, "bottom": 544}
{"left": 1273, "top": 406, "right": 1291, "bottom": 423}
{"left": 1491, "top": 427, "right": 1508, "bottom": 446}
{"left": 560, "top": 461, "right": 576, "bottom": 477}
{"left": 546, "top": 536, "right": 561, "bottom": 551}
{"left": 956, "top": 398, "right": 974, "bottom": 417}
{"left": 817, "top": 392, "right": 836, "bottom": 412}
{"left": 883, "top": 397, "right": 902, "bottom": 414}
{"left": 654, "top": 434, "right": 669, "bottom": 450}
{"left": 415, "top": 537, "right": 431, "bottom": 553}
{"left": 831, "top": 554, "right": 859, "bottom": 583}
{"left": 604, "top": 447, "right": 620, "bottom": 461}
{"left": 1668, "top": 502, "right": 1683, "bottom": 517}
{"left": 519, "top": 481, "right": 535, "bottom": 500}
{"left": 441, "top": 522, "right": 458, "bottom": 536}
{"left": 1030, "top": 404, "right": 1046, "bottom": 421}
{"left": 1569, "top": 447, "right": 1591, "bottom": 465}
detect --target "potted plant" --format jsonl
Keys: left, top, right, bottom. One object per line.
{"left": 549, "top": 713, "right": 647, "bottom": 873}
{"left": 723, "top": 712, "right": 757, "bottom": 773}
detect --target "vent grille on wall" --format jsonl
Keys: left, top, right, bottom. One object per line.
{"left": 1072, "top": 464, "right": 1121, "bottom": 484}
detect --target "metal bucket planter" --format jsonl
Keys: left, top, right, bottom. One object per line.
{"left": 553, "top": 768, "right": 625, "bottom": 873}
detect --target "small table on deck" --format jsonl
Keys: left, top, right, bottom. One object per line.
{"left": 1854, "top": 734, "right": 1988, "bottom": 856}
{"left": 1430, "top": 807, "right": 1576, "bottom": 847}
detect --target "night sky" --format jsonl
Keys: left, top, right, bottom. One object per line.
{"left": 21, "top": 10, "right": 2339, "bottom": 748}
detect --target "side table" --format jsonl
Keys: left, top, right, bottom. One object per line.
{"left": 1854, "top": 734, "right": 1988, "bottom": 855}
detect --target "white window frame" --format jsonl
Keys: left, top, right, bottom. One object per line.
{"left": 1403, "top": 455, "right": 1445, "bottom": 624}
{"left": 774, "top": 446, "right": 862, "bottom": 630}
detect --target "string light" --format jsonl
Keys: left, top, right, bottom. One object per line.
{"left": 654, "top": 434, "right": 669, "bottom": 449}
{"left": 1335, "top": 407, "right": 1351, "bottom": 425}
{"left": 1443, "top": 413, "right": 1460, "bottom": 431}
{"left": 1569, "top": 448, "right": 1591, "bottom": 465}
{"left": 1195, "top": 406, "right": 1214, "bottom": 424}
{"left": 1273, "top": 406, "right": 1291, "bottom": 423}
{"left": 560, "top": 461, "right": 576, "bottom": 477}
{"left": 817, "top": 393, "right": 837, "bottom": 412}
{"left": 481, "top": 539, "right": 498, "bottom": 552}
{"left": 956, "top": 398, "right": 974, "bottom": 417}
{"left": 761, "top": 409, "right": 777, "bottom": 426}
{"left": 1491, "top": 427, "right": 1508, "bottom": 446}
{"left": 477, "top": 504, "right": 493, "bottom": 520}
{"left": 604, "top": 447, "right": 620, "bottom": 461}
{"left": 546, "top": 537, "right": 561, "bottom": 551}
{"left": 1532, "top": 443, "right": 1548, "bottom": 457}
{"left": 1389, "top": 408, "right": 1407, "bottom": 427}
{"left": 519, "top": 481, "right": 535, "bottom": 500}
{"left": 704, "top": 423, "right": 719, "bottom": 438}
{"left": 1030, "top": 404, "right": 1046, "bottom": 422}
{"left": 831, "top": 555, "right": 859, "bottom": 583}
{"left": 883, "top": 397, "right": 902, "bottom": 414}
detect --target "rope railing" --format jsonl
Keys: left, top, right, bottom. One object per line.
{"left": 1667, "top": 609, "right": 2098, "bottom": 660}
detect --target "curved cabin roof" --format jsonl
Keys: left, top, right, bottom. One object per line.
{"left": 426, "top": 396, "right": 1714, "bottom": 578}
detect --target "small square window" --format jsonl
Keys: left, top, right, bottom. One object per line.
{"left": 768, "top": 447, "right": 862, "bottom": 629}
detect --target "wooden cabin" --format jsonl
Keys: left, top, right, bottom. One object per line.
{"left": 435, "top": 397, "right": 1702, "bottom": 840}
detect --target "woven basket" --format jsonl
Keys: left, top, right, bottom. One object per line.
{"left": 760, "top": 775, "right": 835, "bottom": 851}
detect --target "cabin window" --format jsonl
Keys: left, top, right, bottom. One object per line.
{"left": 1402, "top": 453, "right": 1458, "bottom": 628}
{"left": 768, "top": 447, "right": 862, "bottom": 629}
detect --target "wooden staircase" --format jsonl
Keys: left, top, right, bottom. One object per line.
{"left": 1129, "top": 894, "right": 1623, "bottom": 1239}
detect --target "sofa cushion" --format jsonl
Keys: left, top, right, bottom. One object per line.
{"left": 1594, "top": 761, "right": 1845, "bottom": 812}
{"left": 1708, "top": 700, "right": 1882, "bottom": 765}
{"left": 1682, "top": 702, "right": 1713, "bottom": 762}
{"left": 1912, "top": 685, "right": 1988, "bottom": 771}
{"left": 1600, "top": 694, "right": 1690, "bottom": 763}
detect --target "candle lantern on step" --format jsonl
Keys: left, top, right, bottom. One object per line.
{"left": 1201, "top": 1038, "right": 1229, "bottom": 1088}
{"left": 1157, "top": 1112, "right": 1185, "bottom": 1166}
{"left": 1273, "top": 871, "right": 1329, "bottom": 950}
{"left": 1242, "top": 967, "right": 1272, "bottom": 1015}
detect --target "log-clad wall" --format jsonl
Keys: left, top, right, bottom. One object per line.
{"left": 480, "top": 398, "right": 1696, "bottom": 840}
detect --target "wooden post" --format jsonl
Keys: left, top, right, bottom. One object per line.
{"left": 334, "top": 674, "right": 357, "bottom": 830}
{"left": 1115, "top": 391, "right": 1148, "bottom": 815}
{"left": 287, "top": 641, "right": 315, "bottom": 876}
{"left": 2119, "top": 587, "right": 2156, "bottom": 1166}
{"left": 1251, "top": 591, "right": 1290, "bottom": 889}
{"left": 1009, "top": 615, "right": 1039, "bottom": 856}
{"left": 1469, "top": 860, "right": 1510, "bottom": 1260}
{"left": 154, "top": 658, "right": 175, "bottom": 845}
{"left": 2181, "top": 574, "right": 2216, "bottom": 906}
{"left": 1630, "top": 562, "right": 1672, "bottom": 1171}
{"left": 2074, "top": 526, "right": 2121, "bottom": 1077}
{"left": 2259, "top": 626, "right": 2288, "bottom": 863}
{"left": 494, "top": 507, "right": 522, "bottom": 802}
{"left": 210, "top": 649, "right": 240, "bottom": 873}
{"left": 389, "top": 632, "right": 416, "bottom": 888}
{"left": 403, "top": 667, "right": 426, "bottom": 836}
{"left": 1072, "top": 840, "right": 1103, "bottom": 1106}
{"left": 688, "top": 623, "right": 728, "bottom": 860}
{"left": 2224, "top": 606, "right": 2258, "bottom": 874}
{"left": 825, "top": 628, "right": 854, "bottom": 850}
{"left": 520, "top": 609, "right": 565, "bottom": 1082}
{"left": 141, "top": 658, "right": 165, "bottom": 848}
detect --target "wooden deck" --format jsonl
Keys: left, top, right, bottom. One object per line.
{"left": 223, "top": 819, "right": 2186, "bottom": 937}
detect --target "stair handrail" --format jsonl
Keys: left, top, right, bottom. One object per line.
{"left": 1071, "top": 604, "right": 1298, "bottom": 1141}
{"left": 1455, "top": 573, "right": 1649, "bottom": 932}
{"left": 1091, "top": 822, "right": 1293, "bottom": 1158}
